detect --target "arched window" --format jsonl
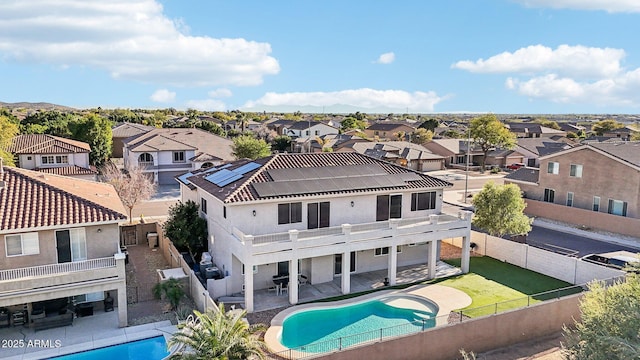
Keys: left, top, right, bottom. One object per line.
{"left": 138, "top": 153, "right": 153, "bottom": 165}
{"left": 201, "top": 162, "right": 214, "bottom": 169}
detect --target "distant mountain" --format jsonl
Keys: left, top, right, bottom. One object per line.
{"left": 0, "top": 101, "right": 76, "bottom": 111}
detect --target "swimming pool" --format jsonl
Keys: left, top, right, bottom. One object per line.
{"left": 280, "top": 295, "right": 437, "bottom": 351}
{"left": 51, "top": 336, "right": 169, "bottom": 360}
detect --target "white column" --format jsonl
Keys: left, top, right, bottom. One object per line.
{"left": 461, "top": 236, "right": 471, "bottom": 273}
{"left": 341, "top": 252, "right": 351, "bottom": 294}
{"left": 244, "top": 266, "right": 254, "bottom": 312}
{"left": 428, "top": 240, "right": 438, "bottom": 279}
{"left": 388, "top": 245, "right": 397, "bottom": 286}
{"left": 117, "top": 283, "right": 127, "bottom": 327}
{"left": 289, "top": 258, "right": 298, "bottom": 305}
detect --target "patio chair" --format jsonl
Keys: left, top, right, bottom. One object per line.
{"left": 280, "top": 282, "right": 289, "bottom": 295}
{"left": 298, "top": 274, "right": 308, "bottom": 286}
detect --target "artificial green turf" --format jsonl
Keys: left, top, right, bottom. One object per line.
{"left": 440, "top": 257, "right": 578, "bottom": 316}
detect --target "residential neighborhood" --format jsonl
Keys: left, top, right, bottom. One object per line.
{"left": 1, "top": 105, "right": 639, "bottom": 359}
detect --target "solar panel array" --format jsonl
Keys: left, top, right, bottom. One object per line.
{"left": 177, "top": 163, "right": 232, "bottom": 186}
{"left": 203, "top": 161, "right": 261, "bottom": 187}
{"left": 253, "top": 164, "right": 423, "bottom": 198}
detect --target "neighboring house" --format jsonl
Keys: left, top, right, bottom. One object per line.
{"left": 309, "top": 134, "right": 370, "bottom": 153}
{"left": 352, "top": 141, "right": 445, "bottom": 171}
{"left": 484, "top": 148, "right": 526, "bottom": 168}
{"left": 6, "top": 134, "right": 97, "bottom": 181}
{"left": 178, "top": 152, "right": 472, "bottom": 312}
{"left": 506, "top": 123, "right": 567, "bottom": 139}
{"left": 364, "top": 123, "right": 416, "bottom": 141}
{"left": 423, "top": 139, "right": 484, "bottom": 168}
{"left": 504, "top": 141, "right": 640, "bottom": 236}
{"left": 111, "top": 122, "right": 155, "bottom": 158}
{"left": 514, "top": 138, "right": 573, "bottom": 167}
{"left": 122, "top": 128, "right": 234, "bottom": 185}
{"left": 283, "top": 121, "right": 339, "bottom": 138}
{"left": 0, "top": 166, "right": 129, "bottom": 327}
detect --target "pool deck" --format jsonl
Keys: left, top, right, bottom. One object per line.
{"left": 1, "top": 311, "right": 177, "bottom": 360}
{"left": 264, "top": 283, "right": 472, "bottom": 354}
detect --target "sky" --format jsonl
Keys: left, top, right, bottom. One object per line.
{"left": 1, "top": 1, "right": 640, "bottom": 114}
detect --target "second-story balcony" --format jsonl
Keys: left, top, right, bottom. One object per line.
{"left": 0, "top": 255, "right": 125, "bottom": 298}
{"left": 232, "top": 212, "right": 472, "bottom": 263}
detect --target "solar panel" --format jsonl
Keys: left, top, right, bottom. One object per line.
{"left": 205, "top": 169, "right": 234, "bottom": 184}
{"left": 177, "top": 172, "right": 194, "bottom": 185}
{"left": 233, "top": 162, "right": 261, "bottom": 175}
{"left": 215, "top": 174, "right": 243, "bottom": 187}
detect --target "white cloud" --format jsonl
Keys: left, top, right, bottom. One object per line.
{"left": 208, "top": 88, "right": 233, "bottom": 98}
{"left": 514, "top": 0, "right": 640, "bottom": 13}
{"left": 0, "top": 0, "right": 279, "bottom": 87}
{"left": 375, "top": 52, "right": 395, "bottom": 64}
{"left": 452, "top": 45, "right": 624, "bottom": 78}
{"left": 150, "top": 88, "right": 175, "bottom": 103}
{"left": 243, "top": 88, "right": 446, "bottom": 112}
{"left": 185, "top": 99, "right": 227, "bottom": 111}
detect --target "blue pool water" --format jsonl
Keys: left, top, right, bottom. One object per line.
{"left": 280, "top": 296, "right": 437, "bottom": 351}
{"left": 51, "top": 336, "right": 169, "bottom": 360}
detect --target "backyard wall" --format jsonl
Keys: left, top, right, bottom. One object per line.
{"left": 444, "top": 231, "right": 623, "bottom": 284}
{"left": 317, "top": 294, "right": 582, "bottom": 360}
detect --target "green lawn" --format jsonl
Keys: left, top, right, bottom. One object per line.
{"left": 440, "top": 257, "right": 579, "bottom": 317}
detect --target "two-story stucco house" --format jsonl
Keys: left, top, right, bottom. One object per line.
{"left": 122, "top": 128, "right": 234, "bottom": 185}
{"left": 0, "top": 166, "right": 129, "bottom": 328}
{"left": 178, "top": 152, "right": 472, "bottom": 312}
{"left": 6, "top": 134, "right": 98, "bottom": 181}
{"left": 504, "top": 141, "right": 640, "bottom": 237}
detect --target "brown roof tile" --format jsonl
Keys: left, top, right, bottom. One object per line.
{"left": 7, "top": 134, "right": 91, "bottom": 154}
{"left": 0, "top": 167, "right": 127, "bottom": 231}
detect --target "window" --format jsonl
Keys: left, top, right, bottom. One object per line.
{"left": 374, "top": 131, "right": 380, "bottom": 136}
{"left": 55, "top": 155, "right": 68, "bottom": 164}
{"left": 307, "top": 202, "right": 330, "bottom": 229}
{"left": 201, "top": 198, "right": 207, "bottom": 214}
{"left": 543, "top": 188, "right": 555, "bottom": 203}
{"left": 593, "top": 196, "right": 600, "bottom": 212}
{"left": 41, "top": 156, "right": 54, "bottom": 164}
{"left": 547, "top": 162, "right": 559, "bottom": 174}
{"left": 376, "top": 195, "right": 402, "bottom": 221}
{"left": 138, "top": 153, "right": 153, "bottom": 163}
{"left": 5, "top": 233, "right": 39, "bottom": 257}
{"left": 173, "top": 151, "right": 185, "bottom": 163}
{"left": 223, "top": 206, "right": 227, "bottom": 218}
{"left": 278, "top": 202, "right": 302, "bottom": 225}
{"left": 566, "top": 192, "right": 574, "bottom": 207}
{"left": 277, "top": 261, "right": 289, "bottom": 276}
{"left": 334, "top": 252, "right": 356, "bottom": 275}
{"left": 456, "top": 155, "right": 465, "bottom": 164}
{"left": 27, "top": 156, "right": 32, "bottom": 160}
{"left": 411, "top": 192, "right": 436, "bottom": 211}
{"left": 56, "top": 228, "right": 87, "bottom": 262}
{"left": 242, "top": 264, "right": 258, "bottom": 275}
{"left": 374, "top": 247, "right": 390, "bottom": 256}
{"left": 570, "top": 164, "right": 582, "bottom": 178}
{"left": 315, "top": 130, "right": 319, "bottom": 135}
{"left": 608, "top": 199, "right": 628, "bottom": 217}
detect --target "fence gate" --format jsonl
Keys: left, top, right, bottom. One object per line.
{"left": 121, "top": 225, "right": 137, "bottom": 246}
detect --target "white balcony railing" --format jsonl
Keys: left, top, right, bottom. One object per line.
{"left": 234, "top": 212, "right": 472, "bottom": 251}
{"left": 0, "top": 257, "right": 117, "bottom": 282}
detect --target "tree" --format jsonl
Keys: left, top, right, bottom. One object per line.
{"left": 168, "top": 304, "right": 266, "bottom": 360}
{"left": 153, "top": 278, "right": 185, "bottom": 311}
{"left": 532, "top": 117, "right": 560, "bottom": 130}
{"left": 340, "top": 117, "right": 368, "bottom": 132}
{"left": 0, "top": 114, "right": 19, "bottom": 166}
{"left": 101, "top": 162, "right": 156, "bottom": 223}
{"left": 591, "top": 119, "right": 624, "bottom": 136}
{"left": 419, "top": 118, "right": 440, "bottom": 132}
{"left": 163, "top": 200, "right": 208, "bottom": 261}
{"left": 562, "top": 275, "right": 640, "bottom": 359}
{"left": 411, "top": 128, "right": 434, "bottom": 145}
{"left": 231, "top": 135, "right": 271, "bottom": 160}
{"left": 471, "top": 182, "right": 532, "bottom": 237}
{"left": 469, "top": 114, "right": 517, "bottom": 172}
{"left": 394, "top": 131, "right": 406, "bottom": 141}
{"left": 271, "top": 135, "right": 291, "bottom": 152}
{"left": 72, "top": 113, "right": 113, "bottom": 166}
{"left": 315, "top": 136, "right": 332, "bottom": 152}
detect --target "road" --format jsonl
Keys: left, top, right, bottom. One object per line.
{"left": 526, "top": 225, "right": 639, "bottom": 257}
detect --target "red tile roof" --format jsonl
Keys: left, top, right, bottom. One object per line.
{"left": 35, "top": 165, "right": 98, "bottom": 176}
{"left": 0, "top": 167, "right": 127, "bottom": 231}
{"left": 7, "top": 134, "right": 91, "bottom": 154}
{"left": 187, "top": 152, "right": 452, "bottom": 204}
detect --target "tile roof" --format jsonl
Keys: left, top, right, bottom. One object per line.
{"left": 504, "top": 167, "right": 539, "bottom": 184}
{"left": 0, "top": 167, "right": 127, "bottom": 231}
{"left": 111, "top": 122, "right": 155, "bottom": 138}
{"left": 123, "top": 128, "right": 234, "bottom": 161}
{"left": 7, "top": 134, "right": 90, "bottom": 154}
{"left": 35, "top": 165, "right": 98, "bottom": 176}
{"left": 187, "top": 152, "right": 452, "bottom": 204}
{"left": 516, "top": 138, "right": 572, "bottom": 157}
{"left": 366, "top": 123, "right": 415, "bottom": 131}
{"left": 588, "top": 141, "right": 640, "bottom": 167}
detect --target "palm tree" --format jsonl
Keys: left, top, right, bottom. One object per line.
{"left": 168, "top": 303, "right": 267, "bottom": 359}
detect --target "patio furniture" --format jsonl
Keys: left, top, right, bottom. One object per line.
{"left": 298, "top": 274, "right": 308, "bottom": 286}
{"left": 32, "top": 312, "right": 73, "bottom": 332}
{"left": 280, "top": 282, "right": 289, "bottom": 295}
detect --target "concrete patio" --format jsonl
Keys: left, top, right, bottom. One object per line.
{"left": 250, "top": 261, "right": 462, "bottom": 312}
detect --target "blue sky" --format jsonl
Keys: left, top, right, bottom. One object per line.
{"left": 1, "top": 0, "right": 640, "bottom": 114}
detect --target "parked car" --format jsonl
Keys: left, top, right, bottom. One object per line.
{"left": 506, "top": 163, "right": 525, "bottom": 170}
{"left": 581, "top": 251, "right": 639, "bottom": 270}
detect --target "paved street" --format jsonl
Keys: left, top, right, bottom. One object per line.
{"left": 526, "top": 225, "right": 640, "bottom": 256}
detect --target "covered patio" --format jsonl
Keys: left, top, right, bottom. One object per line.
{"left": 249, "top": 261, "right": 462, "bottom": 312}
